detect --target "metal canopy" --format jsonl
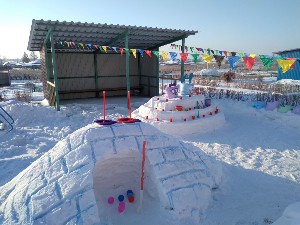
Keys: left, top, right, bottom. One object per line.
{"left": 28, "top": 19, "right": 198, "bottom": 51}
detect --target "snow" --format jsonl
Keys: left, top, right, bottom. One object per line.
{"left": 0, "top": 80, "right": 300, "bottom": 224}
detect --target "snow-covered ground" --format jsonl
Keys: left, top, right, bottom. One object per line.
{"left": 0, "top": 81, "right": 300, "bottom": 224}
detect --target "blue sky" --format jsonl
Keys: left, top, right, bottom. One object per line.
{"left": 0, "top": 0, "right": 299, "bottom": 59}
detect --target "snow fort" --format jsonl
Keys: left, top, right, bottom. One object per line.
{"left": 0, "top": 122, "right": 222, "bottom": 225}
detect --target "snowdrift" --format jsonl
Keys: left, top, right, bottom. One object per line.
{"left": 0, "top": 122, "right": 222, "bottom": 225}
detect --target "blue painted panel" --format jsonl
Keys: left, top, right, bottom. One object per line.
{"left": 277, "top": 50, "right": 300, "bottom": 80}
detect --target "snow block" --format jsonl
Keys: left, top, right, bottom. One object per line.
{"left": 265, "top": 101, "right": 280, "bottom": 111}
{"left": 292, "top": 105, "right": 300, "bottom": 115}
{"left": 252, "top": 101, "right": 267, "bottom": 109}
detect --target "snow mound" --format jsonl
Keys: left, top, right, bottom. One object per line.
{"left": 272, "top": 201, "right": 300, "bottom": 225}
{"left": 198, "top": 69, "right": 220, "bottom": 76}
{"left": 0, "top": 122, "right": 222, "bottom": 225}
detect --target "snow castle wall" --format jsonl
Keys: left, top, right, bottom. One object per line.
{"left": 0, "top": 122, "right": 222, "bottom": 225}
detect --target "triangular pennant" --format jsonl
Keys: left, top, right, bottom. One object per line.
{"left": 190, "top": 47, "right": 194, "bottom": 52}
{"left": 231, "top": 52, "right": 236, "bottom": 56}
{"left": 200, "top": 48, "right": 204, "bottom": 53}
{"left": 201, "top": 54, "right": 213, "bottom": 63}
{"left": 131, "top": 49, "right": 137, "bottom": 58}
{"left": 227, "top": 56, "right": 240, "bottom": 69}
{"left": 112, "top": 47, "right": 118, "bottom": 53}
{"left": 206, "top": 49, "right": 211, "bottom": 55}
{"left": 259, "top": 55, "right": 274, "bottom": 71}
{"left": 145, "top": 50, "right": 152, "bottom": 57}
{"left": 124, "top": 48, "right": 131, "bottom": 56}
{"left": 66, "top": 42, "right": 70, "bottom": 48}
{"left": 238, "top": 52, "right": 244, "bottom": 58}
{"left": 213, "top": 55, "right": 225, "bottom": 68}
{"left": 161, "top": 52, "right": 169, "bottom": 62}
{"left": 72, "top": 42, "right": 76, "bottom": 48}
{"left": 242, "top": 57, "right": 256, "bottom": 71}
{"left": 79, "top": 43, "right": 84, "bottom": 49}
{"left": 179, "top": 53, "right": 189, "bottom": 62}
{"left": 215, "top": 50, "right": 219, "bottom": 55}
{"left": 191, "top": 54, "right": 200, "bottom": 63}
{"left": 196, "top": 47, "right": 201, "bottom": 52}
{"left": 87, "top": 44, "right": 92, "bottom": 49}
{"left": 138, "top": 49, "right": 145, "bottom": 57}
{"left": 244, "top": 53, "right": 250, "bottom": 57}
{"left": 249, "top": 53, "right": 256, "bottom": 58}
{"left": 93, "top": 44, "right": 99, "bottom": 50}
{"left": 219, "top": 50, "right": 223, "bottom": 56}
{"left": 185, "top": 46, "right": 188, "bottom": 52}
{"left": 120, "top": 48, "right": 124, "bottom": 55}
{"left": 152, "top": 51, "right": 159, "bottom": 58}
{"left": 228, "top": 52, "right": 232, "bottom": 56}
{"left": 277, "top": 59, "right": 296, "bottom": 73}
{"left": 286, "top": 58, "right": 296, "bottom": 69}
{"left": 169, "top": 52, "right": 178, "bottom": 61}
{"left": 102, "top": 46, "right": 107, "bottom": 53}
{"left": 211, "top": 50, "right": 215, "bottom": 55}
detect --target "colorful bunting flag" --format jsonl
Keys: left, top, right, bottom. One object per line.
{"left": 131, "top": 49, "right": 137, "bottom": 58}
{"left": 112, "top": 47, "right": 118, "bottom": 53}
{"left": 228, "top": 56, "right": 240, "bottom": 69}
{"left": 211, "top": 50, "right": 215, "bottom": 55}
{"left": 249, "top": 54, "right": 256, "bottom": 58}
{"left": 152, "top": 51, "right": 159, "bottom": 58}
{"left": 102, "top": 46, "right": 107, "bottom": 53}
{"left": 242, "top": 57, "right": 256, "bottom": 71}
{"left": 179, "top": 53, "right": 189, "bottom": 62}
{"left": 190, "top": 47, "right": 194, "bottom": 52}
{"left": 145, "top": 50, "right": 152, "bottom": 57}
{"left": 286, "top": 58, "right": 296, "bottom": 69}
{"left": 277, "top": 59, "right": 296, "bottom": 73}
{"left": 138, "top": 49, "right": 145, "bottom": 57}
{"left": 215, "top": 50, "right": 219, "bottom": 55}
{"left": 207, "top": 49, "right": 211, "bottom": 55}
{"left": 213, "top": 55, "right": 225, "bottom": 69}
{"left": 120, "top": 48, "right": 124, "bottom": 55}
{"left": 161, "top": 52, "right": 169, "bottom": 62}
{"left": 169, "top": 52, "right": 178, "bottom": 61}
{"left": 124, "top": 48, "right": 130, "bottom": 56}
{"left": 201, "top": 54, "right": 213, "bottom": 63}
{"left": 191, "top": 54, "right": 200, "bottom": 63}
{"left": 238, "top": 52, "right": 244, "bottom": 58}
{"left": 219, "top": 50, "right": 223, "bottom": 56}
{"left": 259, "top": 55, "right": 274, "bottom": 71}
{"left": 224, "top": 51, "right": 228, "bottom": 58}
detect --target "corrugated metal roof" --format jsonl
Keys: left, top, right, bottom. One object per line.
{"left": 274, "top": 48, "right": 300, "bottom": 55}
{"left": 28, "top": 19, "right": 198, "bottom": 51}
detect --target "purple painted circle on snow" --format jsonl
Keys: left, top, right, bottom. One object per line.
{"left": 107, "top": 196, "right": 114, "bottom": 204}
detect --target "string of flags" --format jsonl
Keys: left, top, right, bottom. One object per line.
{"left": 53, "top": 40, "right": 300, "bottom": 74}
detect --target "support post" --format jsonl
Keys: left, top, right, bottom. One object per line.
{"left": 125, "top": 31, "right": 130, "bottom": 93}
{"left": 181, "top": 38, "right": 185, "bottom": 81}
{"left": 94, "top": 53, "right": 99, "bottom": 97}
{"left": 156, "top": 48, "right": 159, "bottom": 96}
{"left": 44, "top": 43, "right": 50, "bottom": 81}
{"left": 49, "top": 29, "right": 60, "bottom": 111}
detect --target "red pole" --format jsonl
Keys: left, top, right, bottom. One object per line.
{"left": 128, "top": 91, "right": 131, "bottom": 119}
{"left": 138, "top": 140, "right": 147, "bottom": 212}
{"left": 103, "top": 91, "right": 106, "bottom": 121}
{"left": 141, "top": 140, "right": 147, "bottom": 190}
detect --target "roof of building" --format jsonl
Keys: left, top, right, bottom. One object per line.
{"left": 27, "top": 19, "right": 198, "bottom": 52}
{"left": 273, "top": 48, "right": 300, "bottom": 55}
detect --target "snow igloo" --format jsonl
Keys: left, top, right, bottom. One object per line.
{"left": 0, "top": 122, "right": 222, "bottom": 225}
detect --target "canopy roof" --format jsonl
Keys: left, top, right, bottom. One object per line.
{"left": 274, "top": 48, "right": 300, "bottom": 55}
{"left": 28, "top": 19, "right": 197, "bottom": 52}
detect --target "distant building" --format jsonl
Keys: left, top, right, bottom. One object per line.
{"left": 275, "top": 48, "right": 300, "bottom": 81}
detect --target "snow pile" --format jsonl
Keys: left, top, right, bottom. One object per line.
{"left": 198, "top": 69, "right": 220, "bottom": 76}
{"left": 132, "top": 95, "right": 226, "bottom": 136}
{"left": 0, "top": 122, "right": 222, "bottom": 225}
{"left": 272, "top": 201, "right": 300, "bottom": 225}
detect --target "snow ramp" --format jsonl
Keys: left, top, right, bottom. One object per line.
{"left": 0, "top": 122, "right": 222, "bottom": 225}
